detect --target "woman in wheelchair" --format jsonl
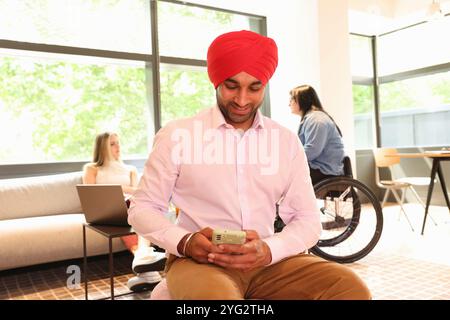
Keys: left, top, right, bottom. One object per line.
{"left": 289, "top": 84, "right": 345, "bottom": 185}
{"left": 286, "top": 85, "right": 383, "bottom": 264}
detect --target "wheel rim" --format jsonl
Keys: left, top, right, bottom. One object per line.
{"left": 312, "top": 177, "right": 383, "bottom": 263}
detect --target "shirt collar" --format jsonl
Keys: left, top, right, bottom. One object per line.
{"left": 212, "top": 104, "right": 265, "bottom": 130}
{"left": 252, "top": 109, "right": 265, "bottom": 129}
{"left": 212, "top": 104, "right": 229, "bottom": 129}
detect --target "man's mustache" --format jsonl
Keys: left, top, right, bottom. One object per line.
{"left": 228, "top": 102, "right": 252, "bottom": 109}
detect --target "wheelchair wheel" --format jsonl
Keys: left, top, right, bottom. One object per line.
{"left": 309, "top": 177, "right": 383, "bottom": 263}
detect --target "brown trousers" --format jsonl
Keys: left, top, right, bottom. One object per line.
{"left": 165, "top": 253, "right": 371, "bottom": 300}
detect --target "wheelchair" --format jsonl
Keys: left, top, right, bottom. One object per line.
{"left": 275, "top": 156, "right": 383, "bottom": 264}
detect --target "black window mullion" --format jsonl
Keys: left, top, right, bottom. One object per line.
{"left": 0, "top": 39, "right": 151, "bottom": 62}
{"left": 372, "top": 35, "right": 382, "bottom": 148}
{"left": 150, "top": 0, "right": 162, "bottom": 133}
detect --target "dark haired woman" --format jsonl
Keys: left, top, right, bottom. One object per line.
{"left": 289, "top": 85, "right": 345, "bottom": 185}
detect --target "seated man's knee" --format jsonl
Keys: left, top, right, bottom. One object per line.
{"left": 181, "top": 289, "right": 243, "bottom": 300}
{"left": 333, "top": 268, "right": 371, "bottom": 300}
{"left": 351, "top": 276, "right": 371, "bottom": 300}
{"left": 317, "top": 262, "right": 371, "bottom": 300}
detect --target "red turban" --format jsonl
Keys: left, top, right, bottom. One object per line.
{"left": 207, "top": 30, "right": 278, "bottom": 89}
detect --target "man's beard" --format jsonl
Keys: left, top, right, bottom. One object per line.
{"left": 216, "top": 93, "right": 261, "bottom": 126}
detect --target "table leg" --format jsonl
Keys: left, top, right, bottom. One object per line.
{"left": 436, "top": 161, "right": 450, "bottom": 211}
{"left": 421, "top": 159, "right": 439, "bottom": 235}
{"left": 109, "top": 237, "right": 114, "bottom": 300}
{"left": 83, "top": 225, "right": 88, "bottom": 300}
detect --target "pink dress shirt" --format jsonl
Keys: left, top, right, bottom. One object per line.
{"left": 128, "top": 105, "right": 321, "bottom": 264}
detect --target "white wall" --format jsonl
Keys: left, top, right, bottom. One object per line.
{"left": 317, "top": 0, "right": 355, "bottom": 161}
{"left": 267, "top": 0, "right": 321, "bottom": 134}
{"left": 349, "top": 0, "right": 396, "bottom": 17}
{"left": 348, "top": 0, "right": 450, "bottom": 35}
{"left": 189, "top": 0, "right": 355, "bottom": 159}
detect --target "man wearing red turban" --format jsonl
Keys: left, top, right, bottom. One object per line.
{"left": 207, "top": 30, "right": 278, "bottom": 89}
{"left": 205, "top": 30, "right": 279, "bottom": 133}
{"left": 130, "top": 30, "right": 371, "bottom": 300}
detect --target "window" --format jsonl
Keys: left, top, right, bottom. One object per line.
{"left": 377, "top": 16, "right": 450, "bottom": 147}
{"left": 0, "top": 0, "right": 268, "bottom": 171}
{"left": 379, "top": 70, "right": 450, "bottom": 147}
{"left": 157, "top": 1, "right": 265, "bottom": 127}
{"left": 350, "top": 34, "right": 373, "bottom": 79}
{"left": 158, "top": 2, "right": 261, "bottom": 60}
{"left": 0, "top": 0, "right": 151, "bottom": 53}
{"left": 160, "top": 64, "right": 215, "bottom": 127}
{"left": 378, "top": 18, "right": 450, "bottom": 76}
{"left": 352, "top": 84, "right": 375, "bottom": 149}
{"left": 350, "top": 16, "right": 450, "bottom": 149}
{"left": 350, "top": 34, "right": 375, "bottom": 149}
{"left": 0, "top": 49, "right": 152, "bottom": 164}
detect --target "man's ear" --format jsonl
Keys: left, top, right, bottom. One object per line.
{"left": 215, "top": 85, "right": 222, "bottom": 100}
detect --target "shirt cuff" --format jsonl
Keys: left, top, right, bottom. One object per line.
{"left": 263, "top": 236, "right": 289, "bottom": 265}
{"left": 163, "top": 226, "right": 191, "bottom": 257}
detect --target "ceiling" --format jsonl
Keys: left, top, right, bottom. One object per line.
{"left": 348, "top": 0, "right": 450, "bottom": 35}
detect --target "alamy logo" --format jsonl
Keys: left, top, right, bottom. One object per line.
{"left": 66, "top": 265, "right": 81, "bottom": 289}
{"left": 170, "top": 121, "right": 280, "bottom": 175}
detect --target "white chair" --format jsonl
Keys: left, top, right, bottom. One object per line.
{"left": 373, "top": 148, "right": 435, "bottom": 231}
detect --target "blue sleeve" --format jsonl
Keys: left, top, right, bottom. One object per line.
{"left": 302, "top": 118, "right": 329, "bottom": 161}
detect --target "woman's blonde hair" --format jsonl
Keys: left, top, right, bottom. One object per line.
{"left": 92, "top": 132, "right": 117, "bottom": 167}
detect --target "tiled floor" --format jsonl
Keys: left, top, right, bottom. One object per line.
{"left": 0, "top": 252, "right": 152, "bottom": 300}
{"left": 350, "top": 203, "right": 450, "bottom": 300}
{"left": 1, "top": 203, "right": 449, "bottom": 300}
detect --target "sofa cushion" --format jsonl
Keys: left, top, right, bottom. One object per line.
{"left": 0, "top": 172, "right": 83, "bottom": 220}
{"left": 0, "top": 213, "right": 126, "bottom": 271}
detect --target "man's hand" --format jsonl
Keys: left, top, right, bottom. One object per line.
{"left": 180, "top": 227, "right": 223, "bottom": 264}
{"left": 207, "top": 230, "right": 272, "bottom": 272}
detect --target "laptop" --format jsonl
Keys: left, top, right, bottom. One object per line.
{"left": 76, "top": 184, "right": 130, "bottom": 226}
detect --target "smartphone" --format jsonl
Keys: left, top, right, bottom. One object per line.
{"left": 212, "top": 229, "right": 246, "bottom": 245}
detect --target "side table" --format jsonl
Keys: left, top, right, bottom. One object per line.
{"left": 83, "top": 223, "right": 135, "bottom": 300}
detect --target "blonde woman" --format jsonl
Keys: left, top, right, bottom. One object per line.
{"left": 83, "top": 132, "right": 166, "bottom": 292}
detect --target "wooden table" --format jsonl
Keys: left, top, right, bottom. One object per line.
{"left": 387, "top": 152, "right": 450, "bottom": 235}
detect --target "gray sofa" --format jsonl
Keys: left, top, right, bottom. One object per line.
{"left": 0, "top": 172, "right": 126, "bottom": 271}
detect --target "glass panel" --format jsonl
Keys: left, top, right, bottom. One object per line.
{"left": 352, "top": 84, "right": 375, "bottom": 149}
{"left": 158, "top": 2, "right": 262, "bottom": 59}
{"left": 0, "top": 0, "right": 151, "bottom": 53}
{"left": 0, "top": 49, "right": 153, "bottom": 164}
{"left": 350, "top": 34, "right": 375, "bottom": 150}
{"left": 350, "top": 34, "right": 373, "bottom": 79}
{"left": 379, "top": 70, "right": 450, "bottom": 147}
{"left": 160, "top": 63, "right": 215, "bottom": 127}
{"left": 378, "top": 16, "right": 450, "bottom": 76}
